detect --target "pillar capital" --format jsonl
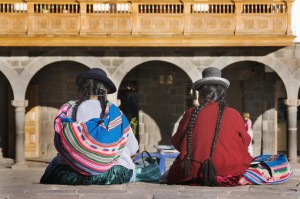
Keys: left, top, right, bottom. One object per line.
{"left": 284, "top": 99, "right": 299, "bottom": 107}
{"left": 11, "top": 100, "right": 28, "bottom": 108}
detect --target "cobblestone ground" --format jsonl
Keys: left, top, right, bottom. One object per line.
{"left": 0, "top": 162, "right": 299, "bottom": 199}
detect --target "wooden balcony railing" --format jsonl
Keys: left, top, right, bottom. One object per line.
{"left": 0, "top": 0, "right": 294, "bottom": 46}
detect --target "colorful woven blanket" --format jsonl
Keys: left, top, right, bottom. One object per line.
{"left": 239, "top": 154, "right": 293, "bottom": 185}
{"left": 54, "top": 101, "right": 130, "bottom": 176}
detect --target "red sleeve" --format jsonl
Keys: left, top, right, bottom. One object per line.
{"left": 171, "top": 108, "right": 193, "bottom": 151}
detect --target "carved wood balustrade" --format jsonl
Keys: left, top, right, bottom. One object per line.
{"left": 0, "top": 0, "right": 295, "bottom": 46}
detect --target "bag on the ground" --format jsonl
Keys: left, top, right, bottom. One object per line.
{"left": 134, "top": 151, "right": 161, "bottom": 182}
{"left": 240, "top": 154, "right": 293, "bottom": 185}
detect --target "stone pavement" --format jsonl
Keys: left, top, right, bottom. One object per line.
{"left": 0, "top": 162, "right": 299, "bottom": 199}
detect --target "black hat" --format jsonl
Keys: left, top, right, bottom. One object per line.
{"left": 76, "top": 68, "right": 117, "bottom": 94}
{"left": 192, "top": 67, "right": 230, "bottom": 90}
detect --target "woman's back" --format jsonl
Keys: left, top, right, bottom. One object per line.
{"left": 167, "top": 67, "right": 292, "bottom": 186}
{"left": 168, "top": 102, "right": 253, "bottom": 184}
{"left": 191, "top": 102, "right": 252, "bottom": 176}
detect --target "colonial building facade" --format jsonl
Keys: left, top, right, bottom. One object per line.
{"left": 0, "top": 0, "right": 299, "bottom": 168}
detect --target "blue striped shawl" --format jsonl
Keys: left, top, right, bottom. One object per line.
{"left": 54, "top": 100, "right": 131, "bottom": 175}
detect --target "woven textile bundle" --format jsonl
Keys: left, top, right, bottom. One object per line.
{"left": 239, "top": 154, "right": 293, "bottom": 185}
{"left": 54, "top": 101, "right": 130, "bottom": 176}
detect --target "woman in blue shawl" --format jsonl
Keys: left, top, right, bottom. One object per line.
{"left": 40, "top": 68, "right": 139, "bottom": 185}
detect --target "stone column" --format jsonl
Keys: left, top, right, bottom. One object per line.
{"left": 11, "top": 100, "right": 28, "bottom": 169}
{"left": 284, "top": 99, "right": 299, "bottom": 163}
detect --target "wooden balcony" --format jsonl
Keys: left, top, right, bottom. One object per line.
{"left": 0, "top": 0, "right": 295, "bottom": 47}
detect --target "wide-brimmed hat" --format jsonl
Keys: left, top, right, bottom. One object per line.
{"left": 76, "top": 68, "right": 116, "bottom": 94}
{"left": 192, "top": 67, "right": 230, "bottom": 90}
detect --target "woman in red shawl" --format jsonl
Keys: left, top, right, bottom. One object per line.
{"left": 166, "top": 67, "right": 292, "bottom": 186}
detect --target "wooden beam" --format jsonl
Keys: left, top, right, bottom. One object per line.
{"left": 0, "top": 36, "right": 295, "bottom": 47}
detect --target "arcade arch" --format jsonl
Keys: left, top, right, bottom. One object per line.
{"left": 17, "top": 57, "right": 100, "bottom": 100}
{"left": 222, "top": 61, "right": 287, "bottom": 157}
{"left": 0, "top": 72, "right": 14, "bottom": 163}
{"left": 117, "top": 60, "right": 193, "bottom": 152}
{"left": 212, "top": 56, "right": 296, "bottom": 100}
{"left": 24, "top": 61, "right": 88, "bottom": 160}
{"left": 3, "top": 49, "right": 299, "bottom": 165}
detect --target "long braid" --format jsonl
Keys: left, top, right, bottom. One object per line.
{"left": 184, "top": 99, "right": 210, "bottom": 177}
{"left": 97, "top": 84, "right": 107, "bottom": 123}
{"left": 74, "top": 79, "right": 108, "bottom": 123}
{"left": 71, "top": 89, "right": 88, "bottom": 121}
{"left": 210, "top": 100, "right": 225, "bottom": 157}
{"left": 184, "top": 84, "right": 226, "bottom": 186}
{"left": 201, "top": 100, "right": 225, "bottom": 186}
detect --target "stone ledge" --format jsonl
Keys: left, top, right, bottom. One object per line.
{"left": 11, "top": 162, "right": 28, "bottom": 170}
{"left": 0, "top": 158, "right": 14, "bottom": 168}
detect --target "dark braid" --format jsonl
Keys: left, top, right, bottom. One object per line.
{"left": 72, "top": 78, "right": 107, "bottom": 122}
{"left": 200, "top": 100, "right": 225, "bottom": 186}
{"left": 184, "top": 84, "right": 226, "bottom": 186}
{"left": 97, "top": 84, "right": 107, "bottom": 122}
{"left": 71, "top": 89, "right": 89, "bottom": 121}
{"left": 209, "top": 100, "right": 225, "bottom": 158}
{"left": 184, "top": 99, "right": 210, "bottom": 177}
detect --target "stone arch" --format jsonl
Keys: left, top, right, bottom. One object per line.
{"left": 111, "top": 57, "right": 200, "bottom": 90}
{"left": 0, "top": 58, "right": 20, "bottom": 99}
{"left": 211, "top": 56, "right": 298, "bottom": 100}
{"left": 221, "top": 61, "right": 287, "bottom": 155}
{"left": 116, "top": 60, "right": 194, "bottom": 151}
{"left": 15, "top": 56, "right": 108, "bottom": 100}
{"left": 25, "top": 61, "right": 88, "bottom": 159}
{"left": 0, "top": 70, "right": 14, "bottom": 160}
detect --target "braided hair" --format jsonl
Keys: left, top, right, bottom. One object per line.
{"left": 71, "top": 78, "right": 107, "bottom": 122}
{"left": 184, "top": 84, "right": 226, "bottom": 186}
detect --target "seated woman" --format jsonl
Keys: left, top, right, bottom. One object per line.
{"left": 166, "top": 67, "right": 292, "bottom": 186}
{"left": 40, "top": 68, "right": 139, "bottom": 185}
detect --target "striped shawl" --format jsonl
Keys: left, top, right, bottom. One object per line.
{"left": 239, "top": 154, "right": 293, "bottom": 185}
{"left": 54, "top": 101, "right": 130, "bottom": 176}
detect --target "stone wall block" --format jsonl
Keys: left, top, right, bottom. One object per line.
{"left": 145, "top": 124, "right": 156, "bottom": 135}
{"left": 139, "top": 111, "right": 144, "bottom": 122}
{"left": 148, "top": 130, "right": 161, "bottom": 144}
{"left": 139, "top": 133, "right": 149, "bottom": 145}
{"left": 100, "top": 59, "right": 111, "bottom": 67}
{"left": 139, "top": 123, "right": 145, "bottom": 135}
{"left": 112, "top": 59, "right": 124, "bottom": 67}
{"left": 139, "top": 144, "right": 145, "bottom": 152}
{"left": 144, "top": 145, "right": 156, "bottom": 153}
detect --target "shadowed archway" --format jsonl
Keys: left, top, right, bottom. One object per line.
{"left": 0, "top": 71, "right": 14, "bottom": 161}
{"left": 25, "top": 61, "right": 88, "bottom": 161}
{"left": 222, "top": 61, "right": 287, "bottom": 156}
{"left": 117, "top": 61, "right": 193, "bottom": 152}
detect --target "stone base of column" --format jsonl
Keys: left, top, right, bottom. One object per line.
{"left": 288, "top": 159, "right": 298, "bottom": 164}
{"left": 11, "top": 162, "right": 28, "bottom": 170}
{"left": 0, "top": 158, "right": 14, "bottom": 168}
{"left": 288, "top": 155, "right": 300, "bottom": 164}
{"left": 290, "top": 162, "right": 300, "bottom": 174}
